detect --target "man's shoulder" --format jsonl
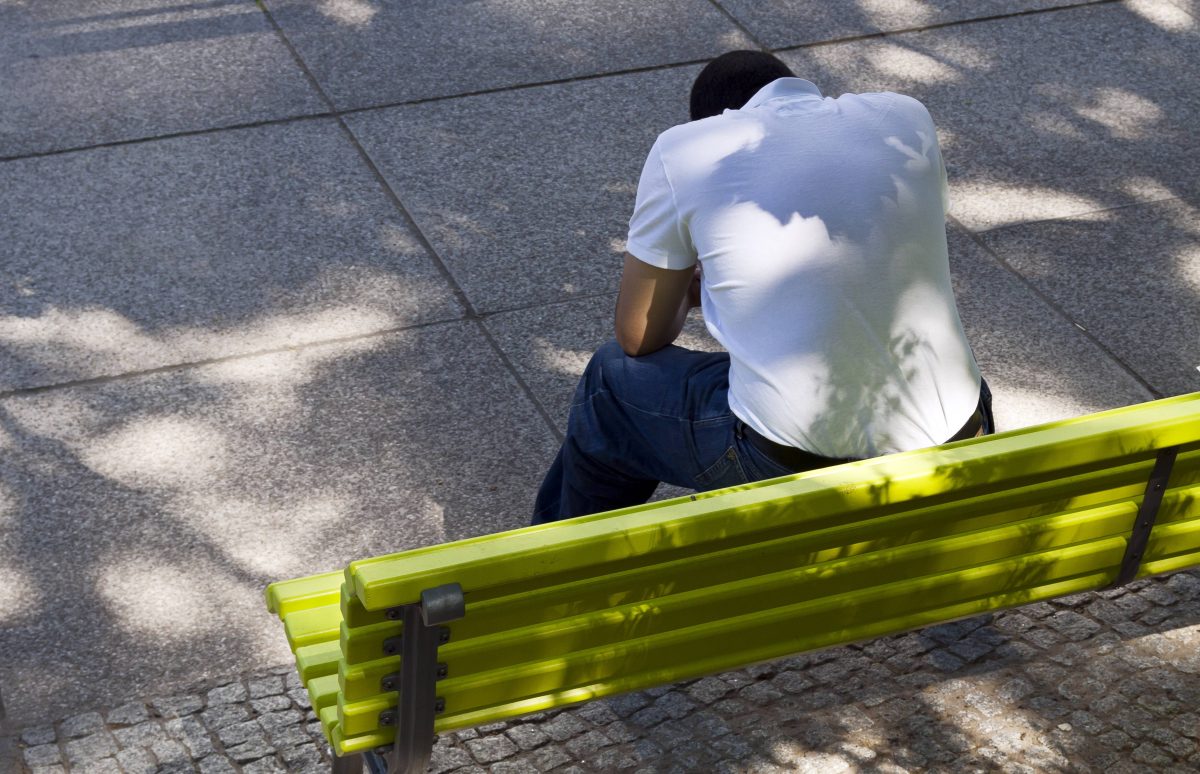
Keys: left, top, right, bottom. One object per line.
{"left": 855, "top": 91, "right": 934, "bottom": 123}
{"left": 654, "top": 112, "right": 728, "bottom": 148}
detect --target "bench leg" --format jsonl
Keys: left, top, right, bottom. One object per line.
{"left": 332, "top": 752, "right": 363, "bottom": 774}
{"left": 385, "top": 583, "right": 465, "bottom": 774}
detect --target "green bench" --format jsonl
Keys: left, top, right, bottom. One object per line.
{"left": 266, "top": 392, "right": 1200, "bottom": 773}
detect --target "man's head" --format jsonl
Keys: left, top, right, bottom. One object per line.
{"left": 689, "top": 50, "right": 796, "bottom": 121}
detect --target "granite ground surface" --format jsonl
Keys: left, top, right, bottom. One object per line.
{"left": 2, "top": 0, "right": 1199, "bottom": 771}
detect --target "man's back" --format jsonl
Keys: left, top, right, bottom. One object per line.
{"left": 628, "top": 79, "right": 981, "bottom": 458}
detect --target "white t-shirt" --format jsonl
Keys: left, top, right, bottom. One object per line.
{"left": 626, "top": 78, "right": 981, "bottom": 458}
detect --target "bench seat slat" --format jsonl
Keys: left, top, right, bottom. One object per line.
{"left": 350, "top": 399, "right": 1200, "bottom": 611}
{"left": 295, "top": 640, "right": 342, "bottom": 682}
{"left": 264, "top": 570, "right": 342, "bottom": 617}
{"left": 306, "top": 673, "right": 340, "bottom": 712}
{"left": 283, "top": 604, "right": 343, "bottom": 651}
{"left": 336, "top": 534, "right": 1130, "bottom": 735}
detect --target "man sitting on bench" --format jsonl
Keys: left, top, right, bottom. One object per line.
{"left": 533, "top": 51, "right": 993, "bottom": 525}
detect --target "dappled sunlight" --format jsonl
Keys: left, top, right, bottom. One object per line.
{"left": 674, "top": 323, "right": 721, "bottom": 353}
{"left": 98, "top": 558, "right": 266, "bottom": 641}
{"left": 79, "top": 416, "right": 229, "bottom": 490}
{"left": 1120, "top": 175, "right": 1179, "bottom": 202}
{"left": 34, "top": 0, "right": 260, "bottom": 35}
{"left": 601, "top": 181, "right": 638, "bottom": 196}
{"left": 951, "top": 182, "right": 1109, "bottom": 230}
{"left": 315, "top": 0, "right": 378, "bottom": 28}
{"left": 985, "top": 382, "right": 1112, "bottom": 432}
{"left": 919, "top": 675, "right": 1070, "bottom": 769}
{"left": 866, "top": 43, "right": 961, "bottom": 85}
{"left": 0, "top": 564, "right": 37, "bottom": 624}
{"left": 175, "top": 493, "right": 351, "bottom": 576}
{"left": 197, "top": 333, "right": 386, "bottom": 418}
{"left": 427, "top": 210, "right": 498, "bottom": 252}
{"left": 0, "top": 480, "right": 18, "bottom": 529}
{"left": 533, "top": 337, "right": 593, "bottom": 380}
{"left": 0, "top": 282, "right": 399, "bottom": 385}
{"left": 1027, "top": 109, "right": 1088, "bottom": 140}
{"left": 673, "top": 121, "right": 765, "bottom": 177}
{"left": 1127, "top": 0, "right": 1196, "bottom": 32}
{"left": 1071, "top": 87, "right": 1165, "bottom": 141}
{"left": 857, "top": 0, "right": 935, "bottom": 28}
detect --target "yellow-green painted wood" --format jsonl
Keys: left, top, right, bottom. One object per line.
{"left": 340, "top": 654, "right": 401, "bottom": 703}
{"left": 282, "top": 604, "right": 342, "bottom": 651}
{"left": 335, "top": 532, "right": 1142, "bottom": 736}
{"left": 265, "top": 570, "right": 342, "bottom": 617}
{"left": 306, "top": 673, "right": 340, "bottom": 712}
{"left": 341, "top": 620, "right": 402, "bottom": 666}
{"left": 295, "top": 640, "right": 342, "bottom": 682}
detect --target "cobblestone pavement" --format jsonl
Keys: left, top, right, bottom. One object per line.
{"left": 8, "top": 570, "right": 1199, "bottom": 773}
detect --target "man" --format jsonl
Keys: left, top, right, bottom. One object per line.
{"left": 532, "top": 50, "right": 991, "bottom": 525}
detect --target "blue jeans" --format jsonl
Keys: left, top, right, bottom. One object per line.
{"left": 532, "top": 340, "right": 995, "bottom": 524}
{"left": 532, "top": 340, "right": 796, "bottom": 524}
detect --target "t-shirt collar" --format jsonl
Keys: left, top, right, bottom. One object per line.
{"left": 740, "top": 78, "right": 824, "bottom": 110}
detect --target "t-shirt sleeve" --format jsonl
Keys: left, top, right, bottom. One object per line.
{"left": 625, "top": 138, "right": 697, "bottom": 270}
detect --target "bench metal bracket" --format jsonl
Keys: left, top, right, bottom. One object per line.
{"left": 1112, "top": 446, "right": 1179, "bottom": 588}
{"left": 364, "top": 582, "right": 465, "bottom": 774}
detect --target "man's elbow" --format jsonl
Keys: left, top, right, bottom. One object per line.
{"left": 615, "top": 326, "right": 659, "bottom": 357}
{"left": 615, "top": 328, "right": 645, "bottom": 357}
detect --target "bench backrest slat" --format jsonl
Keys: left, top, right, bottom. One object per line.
{"left": 349, "top": 397, "right": 1200, "bottom": 611}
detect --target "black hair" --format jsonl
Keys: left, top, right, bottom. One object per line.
{"left": 689, "top": 51, "right": 796, "bottom": 121}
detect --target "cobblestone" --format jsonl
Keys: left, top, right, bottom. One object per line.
{"left": 60, "top": 713, "right": 105, "bottom": 740}
{"left": 64, "top": 733, "right": 118, "bottom": 767}
{"left": 103, "top": 703, "right": 148, "bottom": 727}
{"left": 165, "top": 716, "right": 215, "bottom": 759}
{"left": 114, "top": 747, "right": 155, "bottom": 774}
{"left": 23, "top": 744, "right": 62, "bottom": 767}
{"left": 247, "top": 677, "right": 284, "bottom": 699}
{"left": 505, "top": 724, "right": 549, "bottom": 750}
{"left": 206, "top": 683, "right": 247, "bottom": 706}
{"left": 9, "top": 570, "right": 1200, "bottom": 773}
{"left": 465, "top": 734, "right": 518, "bottom": 764}
{"left": 152, "top": 695, "right": 205, "bottom": 719}
{"left": 112, "top": 721, "right": 166, "bottom": 748}
{"left": 197, "top": 756, "right": 238, "bottom": 774}
{"left": 20, "top": 727, "right": 57, "bottom": 747}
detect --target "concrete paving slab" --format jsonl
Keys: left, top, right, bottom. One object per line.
{"left": 346, "top": 66, "right": 701, "bottom": 313}
{"left": 0, "top": 119, "right": 461, "bottom": 392}
{"left": 0, "top": 0, "right": 324, "bottom": 158}
{"left": 946, "top": 226, "right": 1156, "bottom": 428}
{"left": 484, "top": 297, "right": 719, "bottom": 432}
{"left": 0, "top": 321, "right": 559, "bottom": 725}
{"left": 779, "top": 2, "right": 1200, "bottom": 231}
{"left": 264, "top": 0, "right": 751, "bottom": 110}
{"left": 978, "top": 199, "right": 1200, "bottom": 398}
{"left": 719, "top": 0, "right": 1083, "bottom": 49}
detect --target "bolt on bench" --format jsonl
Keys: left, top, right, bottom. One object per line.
{"left": 265, "top": 392, "right": 1200, "bottom": 774}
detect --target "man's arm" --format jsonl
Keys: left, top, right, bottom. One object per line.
{"left": 614, "top": 252, "right": 700, "bottom": 356}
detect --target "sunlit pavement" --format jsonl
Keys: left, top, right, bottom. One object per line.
{"left": 1, "top": 1, "right": 1198, "bottom": 771}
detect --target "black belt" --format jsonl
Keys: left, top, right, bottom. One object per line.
{"left": 739, "top": 407, "right": 984, "bottom": 473}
